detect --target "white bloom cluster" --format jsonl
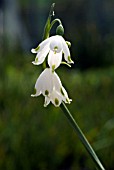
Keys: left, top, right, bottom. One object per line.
{"left": 31, "top": 68, "right": 72, "bottom": 107}
{"left": 31, "top": 35, "right": 74, "bottom": 107}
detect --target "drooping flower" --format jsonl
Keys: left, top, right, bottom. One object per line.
{"left": 31, "top": 35, "right": 74, "bottom": 70}
{"left": 31, "top": 68, "right": 72, "bottom": 107}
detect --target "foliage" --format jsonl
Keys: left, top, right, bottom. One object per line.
{"left": 0, "top": 53, "right": 114, "bottom": 170}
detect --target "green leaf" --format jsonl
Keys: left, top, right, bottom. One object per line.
{"left": 42, "top": 3, "right": 55, "bottom": 40}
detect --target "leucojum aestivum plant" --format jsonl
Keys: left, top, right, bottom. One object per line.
{"left": 31, "top": 3, "right": 105, "bottom": 170}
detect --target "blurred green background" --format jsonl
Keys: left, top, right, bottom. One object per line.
{"left": 0, "top": 0, "right": 114, "bottom": 169}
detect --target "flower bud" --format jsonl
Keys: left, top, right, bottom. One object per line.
{"left": 56, "top": 24, "right": 64, "bottom": 36}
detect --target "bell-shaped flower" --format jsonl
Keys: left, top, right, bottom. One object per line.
{"left": 31, "top": 35, "right": 74, "bottom": 70}
{"left": 31, "top": 68, "right": 72, "bottom": 107}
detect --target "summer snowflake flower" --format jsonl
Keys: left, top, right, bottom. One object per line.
{"left": 31, "top": 35, "right": 74, "bottom": 70}
{"left": 31, "top": 68, "right": 72, "bottom": 107}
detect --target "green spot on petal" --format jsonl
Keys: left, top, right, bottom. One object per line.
{"left": 35, "top": 57, "right": 38, "bottom": 63}
{"left": 55, "top": 98, "right": 59, "bottom": 106}
{"left": 66, "top": 41, "right": 71, "bottom": 48}
{"left": 68, "top": 56, "right": 72, "bottom": 62}
{"left": 54, "top": 46, "right": 58, "bottom": 50}
{"left": 60, "top": 88, "right": 64, "bottom": 96}
{"left": 35, "top": 46, "right": 40, "bottom": 51}
{"left": 45, "top": 90, "right": 49, "bottom": 96}
{"left": 54, "top": 46, "right": 58, "bottom": 54}
{"left": 66, "top": 98, "right": 69, "bottom": 103}
{"left": 52, "top": 65, "right": 55, "bottom": 72}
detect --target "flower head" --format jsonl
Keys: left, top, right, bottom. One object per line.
{"left": 31, "top": 68, "right": 72, "bottom": 107}
{"left": 31, "top": 35, "right": 74, "bottom": 70}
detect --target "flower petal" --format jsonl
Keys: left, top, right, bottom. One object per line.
{"left": 31, "top": 88, "right": 41, "bottom": 97}
{"left": 31, "top": 38, "right": 50, "bottom": 53}
{"left": 44, "top": 96, "right": 50, "bottom": 107}
{"left": 61, "top": 36, "right": 74, "bottom": 64}
{"left": 48, "top": 50, "right": 62, "bottom": 70}
{"left": 50, "top": 90, "right": 62, "bottom": 107}
{"left": 32, "top": 44, "right": 49, "bottom": 65}
{"left": 31, "top": 68, "right": 53, "bottom": 97}
{"left": 60, "top": 86, "right": 72, "bottom": 104}
{"left": 31, "top": 48, "right": 38, "bottom": 54}
{"left": 52, "top": 71, "right": 62, "bottom": 92}
{"left": 38, "top": 38, "right": 50, "bottom": 51}
{"left": 49, "top": 35, "right": 62, "bottom": 53}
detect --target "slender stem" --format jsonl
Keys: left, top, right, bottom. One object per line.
{"left": 50, "top": 18, "right": 62, "bottom": 31}
{"left": 60, "top": 102, "right": 105, "bottom": 170}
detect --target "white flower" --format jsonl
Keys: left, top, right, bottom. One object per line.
{"left": 31, "top": 35, "right": 74, "bottom": 70}
{"left": 31, "top": 68, "right": 72, "bottom": 107}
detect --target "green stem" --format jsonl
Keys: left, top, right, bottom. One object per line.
{"left": 50, "top": 18, "right": 62, "bottom": 31}
{"left": 60, "top": 102, "right": 105, "bottom": 170}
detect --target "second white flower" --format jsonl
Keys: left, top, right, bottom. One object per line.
{"left": 31, "top": 68, "right": 72, "bottom": 107}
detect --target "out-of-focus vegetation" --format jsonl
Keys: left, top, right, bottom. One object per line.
{"left": 1, "top": 0, "right": 114, "bottom": 169}
{"left": 0, "top": 53, "right": 114, "bottom": 169}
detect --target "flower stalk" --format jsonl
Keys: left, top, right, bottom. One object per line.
{"left": 50, "top": 18, "right": 62, "bottom": 30}
{"left": 60, "top": 102, "right": 105, "bottom": 170}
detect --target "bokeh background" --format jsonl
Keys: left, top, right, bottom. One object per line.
{"left": 0, "top": 0, "right": 114, "bottom": 169}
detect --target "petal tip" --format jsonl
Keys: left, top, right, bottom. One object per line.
{"left": 32, "top": 61, "right": 38, "bottom": 65}
{"left": 31, "top": 94, "right": 35, "bottom": 97}
{"left": 31, "top": 48, "right": 37, "bottom": 53}
{"left": 67, "top": 56, "right": 74, "bottom": 64}
{"left": 71, "top": 60, "right": 74, "bottom": 64}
